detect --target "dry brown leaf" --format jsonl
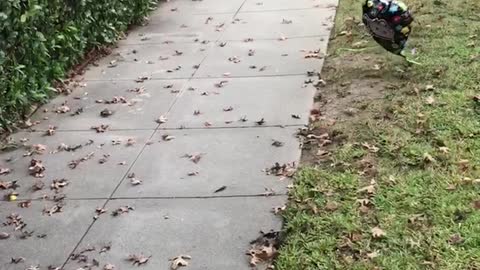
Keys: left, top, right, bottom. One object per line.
{"left": 91, "top": 124, "right": 109, "bottom": 133}
{"left": 0, "top": 232, "right": 10, "bottom": 239}
{"left": 265, "top": 162, "right": 296, "bottom": 177}
{"left": 371, "top": 226, "right": 386, "bottom": 238}
{"left": 29, "top": 159, "right": 45, "bottom": 178}
{"left": 112, "top": 206, "right": 135, "bottom": 216}
{"left": 0, "top": 180, "right": 19, "bottom": 190}
{"left": 426, "top": 96, "right": 435, "bottom": 105}
{"left": 473, "top": 200, "right": 480, "bottom": 210}
{"left": 127, "top": 254, "right": 151, "bottom": 266}
{"left": 43, "top": 203, "right": 64, "bottom": 216}
{"left": 45, "top": 125, "right": 57, "bottom": 136}
{"left": 170, "top": 255, "right": 191, "bottom": 270}
{"left": 18, "top": 200, "right": 32, "bottom": 208}
{"left": 104, "top": 263, "right": 115, "bottom": 270}
{"left": 55, "top": 105, "right": 70, "bottom": 113}
{"left": 0, "top": 167, "right": 11, "bottom": 175}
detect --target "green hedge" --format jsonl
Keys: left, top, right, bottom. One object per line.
{"left": 0, "top": 0, "right": 157, "bottom": 130}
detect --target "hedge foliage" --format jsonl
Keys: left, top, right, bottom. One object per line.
{"left": 0, "top": 0, "right": 157, "bottom": 130}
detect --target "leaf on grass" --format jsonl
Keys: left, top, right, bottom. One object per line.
{"left": 426, "top": 96, "right": 435, "bottom": 105}
{"left": 371, "top": 227, "right": 386, "bottom": 238}
{"left": 127, "top": 254, "right": 151, "bottom": 266}
{"left": 473, "top": 200, "right": 480, "bottom": 210}
{"left": 448, "top": 233, "right": 464, "bottom": 245}
{"left": 170, "top": 255, "right": 191, "bottom": 270}
{"left": 112, "top": 206, "right": 135, "bottom": 216}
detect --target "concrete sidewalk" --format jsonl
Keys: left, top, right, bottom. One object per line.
{"left": 0, "top": 0, "right": 337, "bottom": 269}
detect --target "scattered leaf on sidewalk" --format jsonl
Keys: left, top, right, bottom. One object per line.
{"left": 187, "top": 172, "right": 199, "bottom": 176}
{"left": 18, "top": 200, "right": 32, "bottom": 208}
{"left": 273, "top": 205, "right": 286, "bottom": 214}
{"left": 214, "top": 186, "right": 227, "bottom": 193}
{"left": 45, "top": 125, "right": 57, "bottom": 136}
{"left": 55, "top": 105, "right": 71, "bottom": 113}
{"left": 0, "top": 167, "right": 11, "bottom": 175}
{"left": 91, "top": 124, "right": 109, "bottom": 133}
{"left": 0, "top": 232, "right": 10, "bottom": 239}
{"left": 94, "top": 207, "right": 108, "bottom": 220}
{"left": 247, "top": 231, "right": 280, "bottom": 268}
{"left": 112, "top": 206, "right": 135, "bottom": 216}
{"left": 0, "top": 180, "right": 19, "bottom": 190}
{"left": 271, "top": 140, "right": 284, "bottom": 147}
{"left": 291, "top": 114, "right": 301, "bottom": 119}
{"left": 127, "top": 254, "right": 151, "bottom": 266}
{"left": 256, "top": 118, "right": 265, "bottom": 125}
{"left": 162, "top": 135, "right": 176, "bottom": 141}
{"left": 104, "top": 263, "right": 115, "bottom": 270}
{"left": 32, "top": 180, "right": 45, "bottom": 191}
{"left": 183, "top": 153, "right": 203, "bottom": 163}
{"left": 11, "top": 257, "right": 25, "bottom": 264}
{"left": 51, "top": 179, "right": 69, "bottom": 193}
{"left": 29, "top": 159, "right": 45, "bottom": 178}
{"left": 156, "top": 115, "right": 168, "bottom": 124}
{"left": 68, "top": 152, "right": 94, "bottom": 169}
{"left": 265, "top": 162, "right": 296, "bottom": 177}
{"left": 170, "top": 255, "right": 191, "bottom": 270}
{"left": 100, "top": 109, "right": 114, "bottom": 117}
{"left": 43, "top": 203, "right": 64, "bottom": 216}
{"left": 100, "top": 243, "right": 112, "bottom": 253}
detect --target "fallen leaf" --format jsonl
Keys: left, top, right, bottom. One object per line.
{"left": 291, "top": 114, "right": 301, "bottom": 119}
{"left": 104, "top": 263, "right": 115, "bottom": 270}
{"left": 170, "top": 255, "right": 191, "bottom": 270}
{"left": 271, "top": 140, "right": 284, "bottom": 147}
{"left": 43, "top": 203, "right": 64, "bottom": 216}
{"left": 100, "top": 243, "right": 112, "bottom": 253}
{"left": 0, "top": 167, "right": 11, "bottom": 175}
{"left": 112, "top": 206, "right": 135, "bottom": 216}
{"left": 18, "top": 200, "right": 32, "bottom": 208}
{"left": 91, "top": 124, "right": 109, "bottom": 133}
{"left": 130, "top": 177, "right": 143, "bottom": 186}
{"left": 265, "top": 162, "right": 296, "bottom": 177}
{"left": 473, "top": 200, "right": 480, "bottom": 210}
{"left": 426, "top": 96, "right": 435, "bottom": 105}
{"left": 32, "top": 180, "right": 45, "bottom": 191}
{"left": 214, "top": 186, "right": 227, "bottom": 193}
{"left": 0, "top": 232, "right": 10, "bottom": 239}
{"left": 183, "top": 153, "right": 203, "bottom": 163}
{"left": 156, "top": 115, "right": 168, "bottom": 124}
{"left": 448, "top": 233, "right": 464, "bottom": 245}
{"left": 100, "top": 109, "right": 114, "bottom": 117}
{"left": 51, "top": 178, "right": 69, "bottom": 193}
{"left": 247, "top": 231, "right": 279, "bottom": 267}
{"left": 29, "top": 159, "right": 45, "bottom": 178}
{"left": 256, "top": 118, "right": 265, "bottom": 125}
{"left": 187, "top": 172, "right": 199, "bottom": 176}
{"left": 11, "top": 257, "right": 25, "bottom": 264}
{"left": 45, "top": 125, "right": 57, "bottom": 136}
{"left": 126, "top": 138, "right": 136, "bottom": 146}
{"left": 367, "top": 251, "right": 379, "bottom": 259}
{"left": 127, "top": 254, "right": 151, "bottom": 266}
{"left": 371, "top": 227, "right": 386, "bottom": 238}
{"left": 272, "top": 205, "right": 286, "bottom": 215}
{"left": 0, "top": 180, "right": 19, "bottom": 190}
{"left": 55, "top": 105, "right": 70, "bottom": 113}
{"left": 162, "top": 134, "right": 176, "bottom": 141}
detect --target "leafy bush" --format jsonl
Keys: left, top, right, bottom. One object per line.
{"left": 0, "top": 0, "right": 157, "bottom": 130}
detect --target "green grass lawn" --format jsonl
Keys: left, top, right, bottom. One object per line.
{"left": 276, "top": 0, "right": 480, "bottom": 269}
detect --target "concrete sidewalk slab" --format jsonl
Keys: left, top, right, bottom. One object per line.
{"left": 63, "top": 197, "right": 285, "bottom": 270}
{"left": 113, "top": 127, "right": 298, "bottom": 198}
{"left": 4, "top": 130, "right": 151, "bottom": 199}
{"left": 241, "top": 0, "right": 338, "bottom": 12}
{"left": 165, "top": 76, "right": 314, "bottom": 128}
{"left": 194, "top": 37, "right": 328, "bottom": 78}
{"left": 222, "top": 9, "right": 335, "bottom": 40}
{"left": 31, "top": 80, "right": 185, "bottom": 131}
{"left": 0, "top": 200, "right": 100, "bottom": 270}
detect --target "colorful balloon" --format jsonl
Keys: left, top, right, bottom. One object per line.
{"left": 362, "top": 0, "right": 414, "bottom": 55}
